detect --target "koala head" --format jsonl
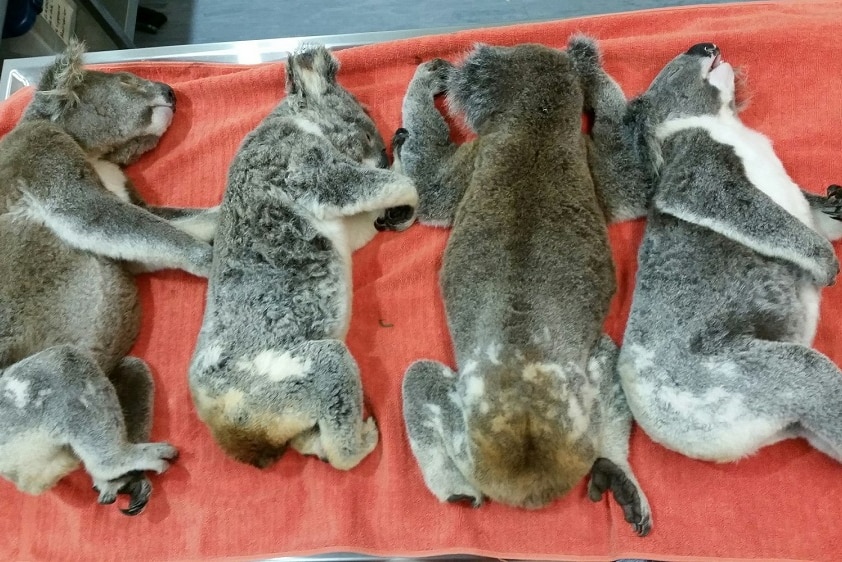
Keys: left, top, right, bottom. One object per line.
{"left": 24, "top": 41, "right": 177, "bottom": 165}
{"left": 285, "top": 45, "right": 388, "bottom": 168}
{"left": 622, "top": 43, "right": 739, "bottom": 178}
{"left": 635, "top": 43, "right": 736, "bottom": 125}
{"left": 447, "top": 43, "right": 581, "bottom": 134}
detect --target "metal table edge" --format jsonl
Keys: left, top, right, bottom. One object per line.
{"left": 0, "top": 22, "right": 516, "bottom": 99}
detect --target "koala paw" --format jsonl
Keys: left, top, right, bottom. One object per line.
{"left": 374, "top": 205, "right": 416, "bottom": 232}
{"left": 588, "top": 458, "right": 652, "bottom": 537}
{"left": 93, "top": 470, "right": 152, "bottom": 516}
{"left": 360, "top": 416, "right": 379, "bottom": 456}
{"left": 567, "top": 34, "right": 602, "bottom": 75}
{"left": 413, "top": 58, "right": 452, "bottom": 95}
{"left": 823, "top": 184, "right": 842, "bottom": 219}
{"left": 129, "top": 442, "right": 179, "bottom": 474}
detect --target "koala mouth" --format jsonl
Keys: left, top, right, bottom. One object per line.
{"left": 703, "top": 52, "right": 724, "bottom": 76}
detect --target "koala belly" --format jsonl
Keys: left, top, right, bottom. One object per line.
{"left": 0, "top": 223, "right": 139, "bottom": 369}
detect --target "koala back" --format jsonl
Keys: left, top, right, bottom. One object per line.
{"left": 442, "top": 44, "right": 614, "bottom": 363}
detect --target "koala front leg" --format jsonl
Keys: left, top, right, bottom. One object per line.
{"left": 395, "top": 59, "right": 472, "bottom": 227}
{"left": 123, "top": 174, "right": 220, "bottom": 243}
{"left": 655, "top": 176, "right": 839, "bottom": 286}
{"left": 587, "top": 335, "right": 652, "bottom": 537}
{"left": 145, "top": 205, "right": 220, "bottom": 243}
{"left": 402, "top": 360, "right": 482, "bottom": 506}
{"left": 288, "top": 161, "right": 419, "bottom": 222}
{"left": 93, "top": 357, "right": 157, "bottom": 515}
{"left": 567, "top": 35, "right": 651, "bottom": 222}
{"left": 26, "top": 180, "right": 212, "bottom": 276}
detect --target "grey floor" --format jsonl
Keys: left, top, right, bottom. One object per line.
{"left": 134, "top": 0, "right": 752, "bottom": 47}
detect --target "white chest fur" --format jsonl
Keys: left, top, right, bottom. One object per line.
{"left": 656, "top": 113, "right": 814, "bottom": 229}
{"left": 308, "top": 212, "right": 380, "bottom": 339}
{"left": 87, "top": 158, "right": 131, "bottom": 202}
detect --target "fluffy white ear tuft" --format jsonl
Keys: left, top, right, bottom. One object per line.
{"left": 285, "top": 44, "right": 339, "bottom": 98}
{"left": 35, "top": 38, "right": 88, "bottom": 117}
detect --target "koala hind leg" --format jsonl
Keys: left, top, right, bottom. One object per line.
{"left": 739, "top": 340, "right": 842, "bottom": 462}
{"left": 588, "top": 335, "right": 652, "bottom": 536}
{"left": 402, "top": 360, "right": 482, "bottom": 507}
{"left": 8, "top": 346, "right": 176, "bottom": 485}
{"left": 92, "top": 357, "right": 157, "bottom": 515}
{"left": 301, "top": 340, "right": 378, "bottom": 470}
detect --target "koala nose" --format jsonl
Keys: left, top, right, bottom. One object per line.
{"left": 686, "top": 43, "right": 719, "bottom": 58}
{"left": 162, "top": 85, "right": 176, "bottom": 108}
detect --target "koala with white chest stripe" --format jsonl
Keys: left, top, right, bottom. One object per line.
{"left": 393, "top": 43, "right": 651, "bottom": 535}
{"left": 188, "top": 45, "right": 417, "bottom": 470}
{"left": 571, "top": 38, "right": 842, "bottom": 464}
{"left": 0, "top": 42, "right": 217, "bottom": 514}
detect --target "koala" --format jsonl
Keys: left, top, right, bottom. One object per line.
{"left": 569, "top": 37, "right": 842, "bottom": 465}
{"left": 188, "top": 45, "right": 418, "bottom": 470}
{"left": 394, "top": 43, "right": 651, "bottom": 536}
{"left": 0, "top": 42, "right": 217, "bottom": 515}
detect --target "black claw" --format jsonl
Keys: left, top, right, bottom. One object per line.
{"left": 824, "top": 185, "right": 842, "bottom": 218}
{"left": 391, "top": 127, "right": 409, "bottom": 153}
{"left": 120, "top": 477, "right": 152, "bottom": 516}
{"left": 447, "top": 494, "right": 481, "bottom": 508}
{"left": 633, "top": 514, "right": 652, "bottom": 537}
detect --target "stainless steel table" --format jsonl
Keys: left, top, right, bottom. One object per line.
{"left": 0, "top": 26, "right": 497, "bottom": 99}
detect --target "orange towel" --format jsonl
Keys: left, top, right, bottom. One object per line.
{"left": 2, "top": 1, "right": 842, "bottom": 560}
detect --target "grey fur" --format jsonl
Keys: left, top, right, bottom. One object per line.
{"left": 395, "top": 44, "right": 650, "bottom": 535}
{"left": 0, "top": 41, "right": 215, "bottom": 514}
{"left": 572, "top": 37, "right": 842, "bottom": 464}
{"left": 188, "top": 45, "right": 418, "bottom": 470}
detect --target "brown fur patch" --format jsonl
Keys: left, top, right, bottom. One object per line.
{"left": 470, "top": 413, "right": 593, "bottom": 508}
{"left": 196, "top": 391, "right": 314, "bottom": 468}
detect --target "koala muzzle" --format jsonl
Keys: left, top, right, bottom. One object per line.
{"left": 686, "top": 43, "right": 719, "bottom": 58}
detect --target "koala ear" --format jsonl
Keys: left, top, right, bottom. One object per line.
{"left": 32, "top": 39, "right": 87, "bottom": 118}
{"left": 624, "top": 96, "right": 663, "bottom": 178}
{"left": 285, "top": 44, "right": 339, "bottom": 98}
{"left": 446, "top": 43, "right": 503, "bottom": 131}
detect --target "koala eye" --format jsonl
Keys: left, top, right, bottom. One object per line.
{"left": 365, "top": 132, "right": 372, "bottom": 143}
